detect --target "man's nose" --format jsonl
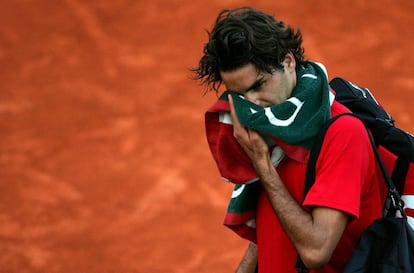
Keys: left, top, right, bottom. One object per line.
{"left": 244, "top": 93, "right": 261, "bottom": 106}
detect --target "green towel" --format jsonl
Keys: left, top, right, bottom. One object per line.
{"left": 222, "top": 61, "right": 331, "bottom": 150}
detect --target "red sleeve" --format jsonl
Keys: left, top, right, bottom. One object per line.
{"left": 303, "top": 115, "right": 375, "bottom": 218}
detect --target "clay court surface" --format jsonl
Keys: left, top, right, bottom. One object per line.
{"left": 1, "top": 1, "right": 414, "bottom": 272}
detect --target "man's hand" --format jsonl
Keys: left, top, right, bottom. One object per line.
{"left": 228, "top": 94, "right": 270, "bottom": 165}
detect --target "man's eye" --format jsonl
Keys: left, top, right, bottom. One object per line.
{"left": 252, "top": 81, "right": 265, "bottom": 91}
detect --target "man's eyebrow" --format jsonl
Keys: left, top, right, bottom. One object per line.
{"left": 243, "top": 77, "right": 265, "bottom": 93}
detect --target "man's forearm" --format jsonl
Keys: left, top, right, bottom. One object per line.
{"left": 254, "top": 157, "right": 314, "bottom": 247}
{"left": 236, "top": 242, "right": 258, "bottom": 273}
{"left": 253, "top": 157, "right": 348, "bottom": 268}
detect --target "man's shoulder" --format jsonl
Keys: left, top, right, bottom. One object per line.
{"left": 329, "top": 100, "right": 367, "bottom": 136}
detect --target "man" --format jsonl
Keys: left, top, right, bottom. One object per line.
{"left": 192, "top": 6, "right": 385, "bottom": 273}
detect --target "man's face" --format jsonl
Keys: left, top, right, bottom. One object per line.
{"left": 220, "top": 54, "right": 297, "bottom": 107}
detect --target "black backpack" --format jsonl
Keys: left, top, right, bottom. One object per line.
{"left": 295, "top": 77, "right": 414, "bottom": 273}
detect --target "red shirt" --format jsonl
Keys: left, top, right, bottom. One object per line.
{"left": 255, "top": 101, "right": 386, "bottom": 273}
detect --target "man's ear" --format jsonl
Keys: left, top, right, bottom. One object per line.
{"left": 283, "top": 52, "right": 296, "bottom": 72}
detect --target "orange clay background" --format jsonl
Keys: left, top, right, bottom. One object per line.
{"left": 1, "top": 1, "right": 414, "bottom": 272}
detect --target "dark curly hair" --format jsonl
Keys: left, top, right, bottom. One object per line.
{"left": 192, "top": 6, "right": 305, "bottom": 92}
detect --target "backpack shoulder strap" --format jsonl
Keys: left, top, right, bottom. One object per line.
{"left": 303, "top": 113, "right": 350, "bottom": 198}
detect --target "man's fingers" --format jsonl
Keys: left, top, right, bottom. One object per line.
{"left": 228, "top": 94, "right": 247, "bottom": 142}
{"left": 228, "top": 94, "right": 242, "bottom": 128}
{"left": 228, "top": 94, "right": 269, "bottom": 158}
